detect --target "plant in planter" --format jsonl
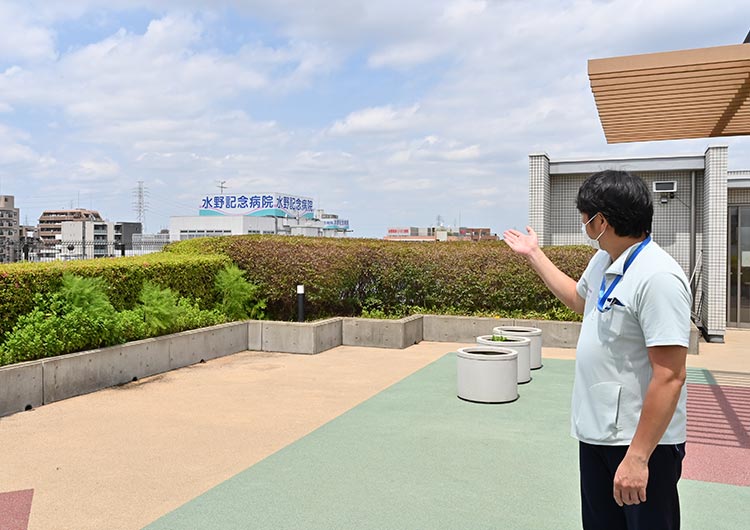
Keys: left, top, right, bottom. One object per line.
{"left": 475, "top": 334, "right": 532, "bottom": 384}
{"left": 493, "top": 325, "right": 543, "bottom": 370}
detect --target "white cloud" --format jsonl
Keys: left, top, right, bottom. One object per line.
{"left": 0, "top": 124, "right": 38, "bottom": 166}
{"left": 76, "top": 158, "right": 121, "bottom": 178}
{"left": 0, "top": 4, "right": 57, "bottom": 62}
{"left": 440, "top": 0, "right": 487, "bottom": 22}
{"left": 368, "top": 42, "right": 447, "bottom": 69}
{"left": 0, "top": 13, "right": 336, "bottom": 129}
{"left": 329, "top": 104, "right": 421, "bottom": 135}
{"left": 377, "top": 177, "right": 434, "bottom": 192}
{"left": 386, "top": 136, "right": 481, "bottom": 163}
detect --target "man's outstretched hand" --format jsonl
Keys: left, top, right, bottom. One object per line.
{"left": 502, "top": 226, "right": 539, "bottom": 257}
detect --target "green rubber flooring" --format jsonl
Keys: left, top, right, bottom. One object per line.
{"left": 145, "top": 355, "right": 749, "bottom": 529}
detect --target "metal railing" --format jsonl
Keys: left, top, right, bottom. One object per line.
{"left": 0, "top": 239, "right": 170, "bottom": 263}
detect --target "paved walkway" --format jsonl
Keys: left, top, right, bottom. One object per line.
{"left": 0, "top": 332, "right": 748, "bottom": 529}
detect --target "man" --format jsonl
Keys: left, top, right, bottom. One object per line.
{"left": 503, "top": 170, "right": 690, "bottom": 530}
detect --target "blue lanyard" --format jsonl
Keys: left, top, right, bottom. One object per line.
{"left": 597, "top": 236, "right": 651, "bottom": 312}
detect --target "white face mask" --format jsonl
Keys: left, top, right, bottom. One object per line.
{"left": 581, "top": 213, "right": 606, "bottom": 250}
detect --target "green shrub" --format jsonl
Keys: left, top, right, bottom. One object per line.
{"left": 0, "top": 278, "right": 230, "bottom": 366}
{"left": 167, "top": 236, "right": 592, "bottom": 322}
{"left": 0, "top": 305, "right": 122, "bottom": 365}
{"left": 174, "top": 298, "right": 228, "bottom": 330}
{"left": 115, "top": 309, "right": 148, "bottom": 343}
{"left": 214, "top": 264, "right": 266, "bottom": 320}
{"left": 0, "top": 254, "right": 229, "bottom": 338}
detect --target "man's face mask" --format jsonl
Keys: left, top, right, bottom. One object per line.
{"left": 581, "top": 213, "right": 606, "bottom": 250}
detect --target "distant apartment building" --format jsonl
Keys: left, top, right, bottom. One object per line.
{"left": 0, "top": 195, "right": 20, "bottom": 263}
{"left": 59, "top": 220, "right": 142, "bottom": 259}
{"left": 114, "top": 222, "right": 142, "bottom": 250}
{"left": 384, "top": 226, "right": 498, "bottom": 242}
{"left": 37, "top": 208, "right": 103, "bottom": 247}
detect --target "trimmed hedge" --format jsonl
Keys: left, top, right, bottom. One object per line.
{"left": 165, "top": 236, "right": 594, "bottom": 321}
{"left": 0, "top": 254, "right": 230, "bottom": 339}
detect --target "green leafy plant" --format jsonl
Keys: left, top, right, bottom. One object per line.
{"left": 174, "top": 298, "right": 227, "bottom": 330}
{"left": 214, "top": 264, "right": 266, "bottom": 320}
{"left": 139, "top": 281, "right": 181, "bottom": 336}
{"left": 57, "top": 273, "right": 113, "bottom": 314}
{"left": 0, "top": 273, "right": 233, "bottom": 367}
{"left": 0, "top": 304, "right": 121, "bottom": 365}
{"left": 115, "top": 309, "right": 148, "bottom": 343}
{"left": 490, "top": 334, "right": 509, "bottom": 341}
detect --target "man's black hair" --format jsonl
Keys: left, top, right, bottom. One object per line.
{"left": 576, "top": 170, "right": 652, "bottom": 238}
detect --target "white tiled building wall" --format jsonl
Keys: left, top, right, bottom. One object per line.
{"left": 701, "top": 146, "right": 728, "bottom": 336}
{"left": 529, "top": 154, "right": 551, "bottom": 246}
{"left": 548, "top": 170, "right": 703, "bottom": 277}
{"left": 549, "top": 175, "right": 585, "bottom": 246}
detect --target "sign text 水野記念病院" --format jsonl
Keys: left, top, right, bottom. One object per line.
{"left": 199, "top": 193, "right": 314, "bottom": 218}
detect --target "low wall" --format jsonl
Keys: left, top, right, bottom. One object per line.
{"left": 422, "top": 315, "right": 514, "bottom": 343}
{"left": 343, "top": 315, "right": 423, "bottom": 349}
{"left": 262, "top": 318, "right": 342, "bottom": 355}
{"left": 0, "top": 360, "right": 44, "bottom": 417}
{"left": 0, "top": 314, "right": 700, "bottom": 418}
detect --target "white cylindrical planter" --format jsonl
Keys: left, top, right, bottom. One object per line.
{"left": 493, "top": 326, "right": 543, "bottom": 370}
{"left": 476, "top": 335, "right": 531, "bottom": 384}
{"left": 456, "top": 346, "right": 518, "bottom": 404}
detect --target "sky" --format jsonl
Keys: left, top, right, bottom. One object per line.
{"left": 1, "top": 0, "right": 750, "bottom": 237}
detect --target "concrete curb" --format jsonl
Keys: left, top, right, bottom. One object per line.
{"left": 0, "top": 314, "right": 700, "bottom": 417}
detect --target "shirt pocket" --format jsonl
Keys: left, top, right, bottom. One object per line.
{"left": 574, "top": 382, "right": 622, "bottom": 442}
{"left": 597, "top": 302, "right": 628, "bottom": 339}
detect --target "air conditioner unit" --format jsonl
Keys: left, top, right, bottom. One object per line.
{"left": 653, "top": 181, "right": 677, "bottom": 193}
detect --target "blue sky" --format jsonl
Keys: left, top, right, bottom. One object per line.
{"left": 1, "top": 0, "right": 750, "bottom": 236}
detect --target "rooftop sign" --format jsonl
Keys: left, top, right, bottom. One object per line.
{"left": 199, "top": 193, "right": 314, "bottom": 218}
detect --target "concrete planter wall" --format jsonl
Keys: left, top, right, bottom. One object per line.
{"left": 261, "top": 318, "right": 342, "bottom": 355}
{"left": 343, "top": 315, "right": 423, "bottom": 348}
{"left": 422, "top": 315, "right": 514, "bottom": 343}
{"left": 0, "top": 360, "right": 44, "bottom": 417}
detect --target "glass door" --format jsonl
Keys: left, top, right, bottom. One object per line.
{"left": 728, "top": 206, "right": 750, "bottom": 328}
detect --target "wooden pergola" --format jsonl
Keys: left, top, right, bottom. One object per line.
{"left": 588, "top": 42, "right": 750, "bottom": 143}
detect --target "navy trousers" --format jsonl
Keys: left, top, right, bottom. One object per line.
{"left": 579, "top": 441, "right": 686, "bottom": 530}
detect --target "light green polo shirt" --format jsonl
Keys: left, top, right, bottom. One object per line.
{"left": 572, "top": 239, "right": 691, "bottom": 445}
